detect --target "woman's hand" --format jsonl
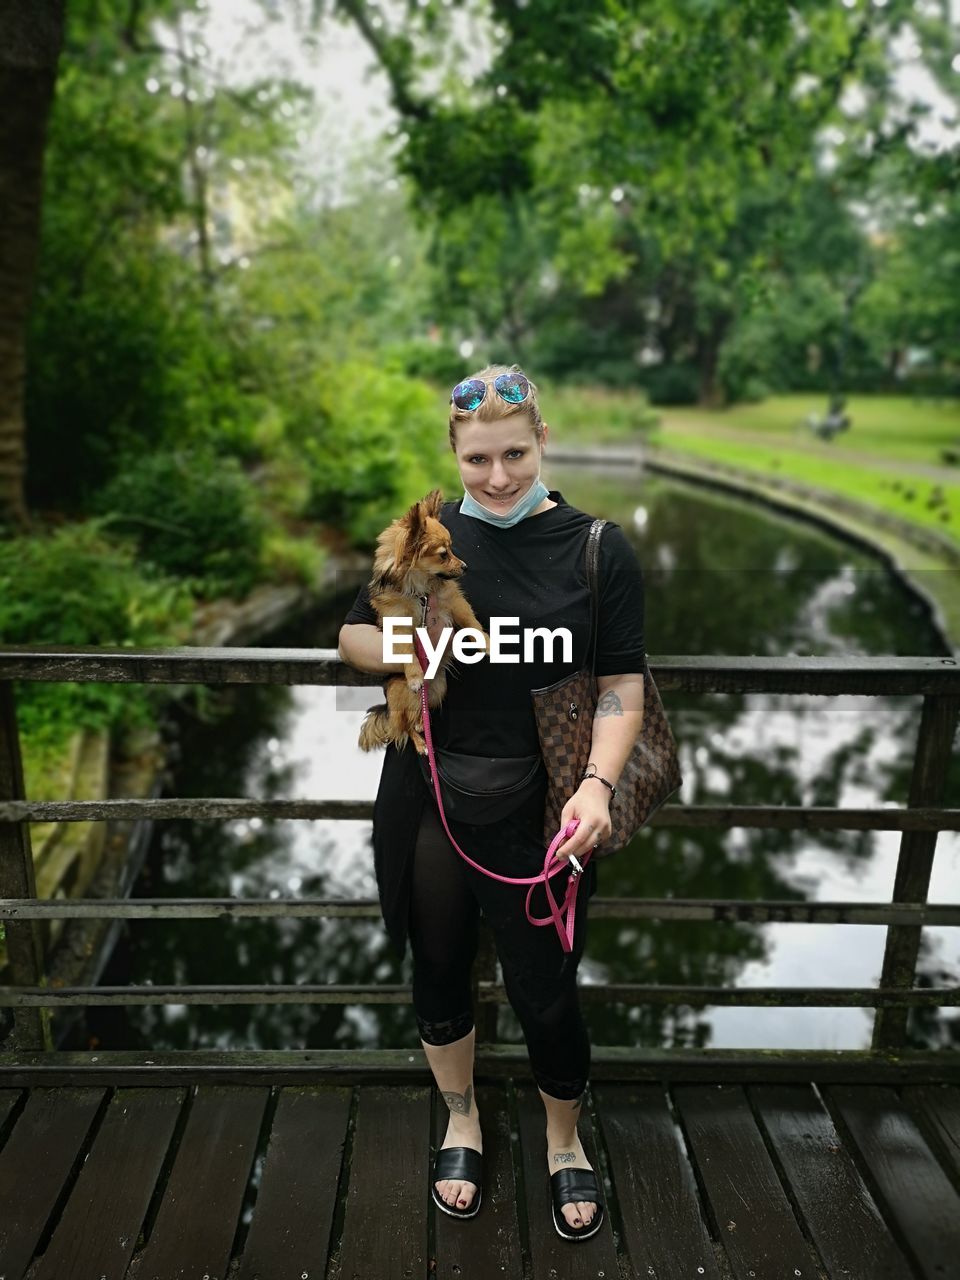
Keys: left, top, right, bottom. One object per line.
{"left": 556, "top": 780, "right": 613, "bottom": 864}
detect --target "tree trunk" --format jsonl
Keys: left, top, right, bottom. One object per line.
{"left": 0, "top": 0, "right": 65, "bottom": 531}
{"left": 696, "top": 309, "right": 732, "bottom": 408}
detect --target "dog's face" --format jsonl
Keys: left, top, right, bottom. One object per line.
{"left": 372, "top": 489, "right": 467, "bottom": 590}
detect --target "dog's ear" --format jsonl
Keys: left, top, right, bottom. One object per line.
{"left": 402, "top": 490, "right": 442, "bottom": 556}
{"left": 422, "top": 488, "right": 444, "bottom": 519}
{"left": 399, "top": 494, "right": 427, "bottom": 550}
{"left": 403, "top": 496, "right": 425, "bottom": 526}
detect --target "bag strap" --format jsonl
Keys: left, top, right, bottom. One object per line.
{"left": 583, "top": 518, "right": 606, "bottom": 674}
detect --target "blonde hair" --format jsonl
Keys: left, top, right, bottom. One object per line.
{"left": 447, "top": 363, "right": 546, "bottom": 452}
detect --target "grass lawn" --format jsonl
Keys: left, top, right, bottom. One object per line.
{"left": 646, "top": 429, "right": 960, "bottom": 543}
{"left": 540, "top": 390, "right": 960, "bottom": 549}
{"left": 656, "top": 394, "right": 960, "bottom": 464}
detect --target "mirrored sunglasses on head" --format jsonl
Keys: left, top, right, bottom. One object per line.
{"left": 451, "top": 371, "right": 531, "bottom": 412}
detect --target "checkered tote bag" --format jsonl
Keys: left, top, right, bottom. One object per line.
{"left": 531, "top": 518, "right": 682, "bottom": 857}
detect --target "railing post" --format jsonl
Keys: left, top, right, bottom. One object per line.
{"left": 473, "top": 919, "right": 498, "bottom": 1048}
{"left": 0, "top": 681, "right": 53, "bottom": 1051}
{"left": 872, "top": 692, "right": 960, "bottom": 1052}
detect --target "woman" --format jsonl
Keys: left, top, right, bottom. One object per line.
{"left": 338, "top": 364, "right": 647, "bottom": 1242}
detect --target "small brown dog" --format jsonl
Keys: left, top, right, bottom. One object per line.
{"left": 358, "top": 488, "right": 490, "bottom": 754}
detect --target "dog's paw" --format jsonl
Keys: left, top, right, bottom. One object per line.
{"left": 407, "top": 674, "right": 423, "bottom": 693}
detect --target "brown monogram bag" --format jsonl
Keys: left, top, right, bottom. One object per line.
{"left": 531, "top": 518, "right": 682, "bottom": 857}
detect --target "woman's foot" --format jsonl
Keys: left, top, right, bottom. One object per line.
{"left": 435, "top": 1113, "right": 483, "bottom": 1211}
{"left": 546, "top": 1130, "right": 597, "bottom": 1230}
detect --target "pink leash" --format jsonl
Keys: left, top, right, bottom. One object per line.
{"left": 412, "top": 633, "right": 593, "bottom": 953}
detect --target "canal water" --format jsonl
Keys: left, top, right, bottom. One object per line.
{"left": 83, "top": 466, "right": 960, "bottom": 1055}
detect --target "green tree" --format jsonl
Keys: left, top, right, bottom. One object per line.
{"left": 319, "top": 0, "right": 956, "bottom": 404}
{"left": 24, "top": 0, "right": 315, "bottom": 511}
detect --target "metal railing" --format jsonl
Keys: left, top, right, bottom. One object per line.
{"left": 1, "top": 647, "right": 958, "bottom": 1082}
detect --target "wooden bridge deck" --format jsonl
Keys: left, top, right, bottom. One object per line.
{"left": 2, "top": 1074, "right": 959, "bottom": 1280}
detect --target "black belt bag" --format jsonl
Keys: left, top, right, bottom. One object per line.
{"left": 417, "top": 749, "right": 545, "bottom": 825}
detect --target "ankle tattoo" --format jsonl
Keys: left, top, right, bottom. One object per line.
{"left": 553, "top": 1150, "right": 577, "bottom": 1166}
{"left": 442, "top": 1083, "right": 473, "bottom": 1117}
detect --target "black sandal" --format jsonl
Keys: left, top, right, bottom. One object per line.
{"left": 550, "top": 1167, "right": 605, "bottom": 1241}
{"left": 431, "top": 1146, "right": 483, "bottom": 1219}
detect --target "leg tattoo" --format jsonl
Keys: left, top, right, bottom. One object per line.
{"left": 552, "top": 1150, "right": 577, "bottom": 1166}
{"left": 441, "top": 1083, "right": 474, "bottom": 1117}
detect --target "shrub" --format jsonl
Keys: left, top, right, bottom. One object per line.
{"left": 0, "top": 518, "right": 195, "bottom": 782}
{"left": 384, "top": 338, "right": 465, "bottom": 386}
{"left": 260, "top": 530, "right": 328, "bottom": 588}
{"left": 641, "top": 363, "right": 701, "bottom": 406}
{"left": 293, "top": 360, "right": 460, "bottom": 547}
{"left": 539, "top": 382, "right": 658, "bottom": 439}
{"left": 734, "top": 376, "right": 771, "bottom": 404}
{"left": 89, "top": 447, "right": 267, "bottom": 599}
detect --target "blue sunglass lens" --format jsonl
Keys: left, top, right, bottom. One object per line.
{"left": 494, "top": 372, "right": 529, "bottom": 403}
{"left": 452, "top": 379, "right": 486, "bottom": 411}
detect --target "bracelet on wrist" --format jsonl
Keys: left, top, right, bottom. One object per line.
{"left": 580, "top": 765, "right": 617, "bottom": 799}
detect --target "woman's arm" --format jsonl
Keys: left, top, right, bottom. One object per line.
{"left": 337, "top": 623, "right": 408, "bottom": 675}
{"left": 557, "top": 671, "right": 645, "bottom": 862}
{"left": 584, "top": 671, "right": 645, "bottom": 787}
{"left": 338, "top": 593, "right": 448, "bottom": 675}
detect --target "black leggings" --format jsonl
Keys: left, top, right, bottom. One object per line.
{"left": 408, "top": 794, "right": 592, "bottom": 1100}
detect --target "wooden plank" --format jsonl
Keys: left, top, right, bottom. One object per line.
{"left": 1, "top": 647, "right": 958, "bottom": 695}
{"left": 4, "top": 979, "right": 959, "bottom": 1010}
{"left": 593, "top": 1083, "right": 721, "bottom": 1278}
{"left": 1, "top": 1045, "right": 959, "bottom": 1086}
{"left": 430, "top": 1082, "right": 523, "bottom": 1278}
{"left": 0, "top": 1085, "right": 104, "bottom": 1279}
{"left": 825, "top": 1083, "right": 960, "bottom": 1279}
{"left": 514, "top": 1081, "right": 621, "bottom": 1278}
{"left": 335, "top": 1084, "right": 431, "bottom": 1280}
{"left": 901, "top": 1083, "right": 960, "bottom": 1182}
{"left": 3, "top": 797, "right": 960, "bottom": 830}
{"left": 750, "top": 1083, "right": 913, "bottom": 1280}
{"left": 672, "top": 1083, "right": 824, "bottom": 1279}
{"left": 32, "top": 1085, "right": 186, "bottom": 1280}
{"left": 873, "top": 692, "right": 960, "bottom": 1051}
{"left": 0, "top": 1086, "right": 21, "bottom": 1125}
{"left": 131, "top": 1083, "right": 269, "bottom": 1280}
{"left": 237, "top": 1085, "right": 351, "bottom": 1280}
{"left": 5, "top": 891, "right": 960, "bottom": 920}
{"left": 0, "top": 647, "right": 378, "bottom": 688}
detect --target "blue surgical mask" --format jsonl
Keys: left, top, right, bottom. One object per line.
{"left": 460, "top": 465, "right": 550, "bottom": 528}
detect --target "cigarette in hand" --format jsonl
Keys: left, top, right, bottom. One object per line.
{"left": 568, "top": 853, "right": 584, "bottom": 874}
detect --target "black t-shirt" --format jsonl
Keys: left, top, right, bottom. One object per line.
{"left": 342, "top": 489, "right": 647, "bottom": 757}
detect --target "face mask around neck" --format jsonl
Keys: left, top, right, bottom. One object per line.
{"left": 460, "top": 472, "right": 550, "bottom": 527}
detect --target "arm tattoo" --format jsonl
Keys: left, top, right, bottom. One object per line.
{"left": 596, "top": 689, "right": 623, "bottom": 718}
{"left": 441, "top": 1083, "right": 473, "bottom": 1116}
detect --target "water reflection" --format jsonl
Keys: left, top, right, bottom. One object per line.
{"left": 84, "top": 471, "right": 959, "bottom": 1054}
